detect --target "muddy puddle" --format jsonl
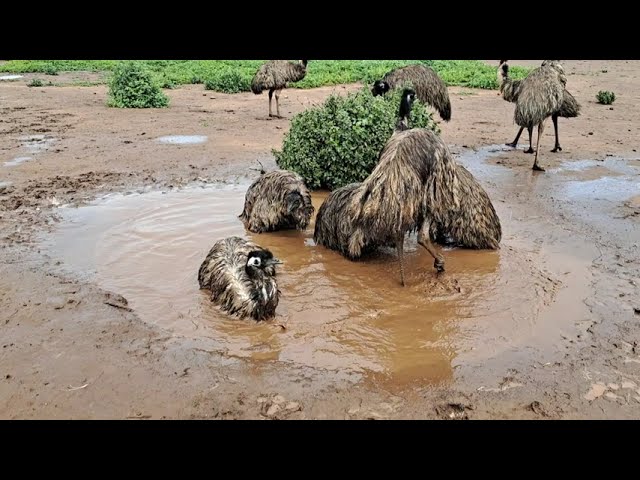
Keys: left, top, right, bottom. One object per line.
{"left": 42, "top": 175, "right": 564, "bottom": 388}
{"left": 4, "top": 157, "right": 32, "bottom": 167}
{"left": 156, "top": 135, "right": 208, "bottom": 145}
{"left": 37, "top": 146, "right": 634, "bottom": 388}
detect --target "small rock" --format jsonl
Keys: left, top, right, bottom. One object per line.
{"left": 634, "top": 307, "right": 640, "bottom": 315}
{"left": 347, "top": 407, "right": 360, "bottom": 416}
{"left": 272, "top": 395, "right": 286, "bottom": 405}
{"left": 604, "top": 392, "right": 618, "bottom": 401}
{"left": 588, "top": 132, "right": 594, "bottom": 135}
{"left": 621, "top": 381, "right": 637, "bottom": 389}
{"left": 266, "top": 404, "right": 281, "bottom": 417}
{"left": 608, "top": 383, "right": 620, "bottom": 390}
{"left": 256, "top": 396, "right": 268, "bottom": 404}
{"left": 285, "top": 402, "right": 301, "bottom": 412}
{"left": 584, "top": 383, "right": 607, "bottom": 401}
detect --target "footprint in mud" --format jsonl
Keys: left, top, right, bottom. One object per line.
{"left": 257, "top": 393, "right": 303, "bottom": 419}
{"left": 584, "top": 381, "right": 640, "bottom": 403}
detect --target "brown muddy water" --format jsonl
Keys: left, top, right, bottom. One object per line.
{"left": 40, "top": 147, "right": 638, "bottom": 388}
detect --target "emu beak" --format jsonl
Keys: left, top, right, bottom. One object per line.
{"left": 267, "top": 258, "right": 283, "bottom": 266}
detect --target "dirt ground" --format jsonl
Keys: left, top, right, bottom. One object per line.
{"left": 1, "top": 60, "right": 639, "bottom": 419}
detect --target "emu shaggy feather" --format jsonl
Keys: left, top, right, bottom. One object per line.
{"left": 239, "top": 170, "right": 314, "bottom": 233}
{"left": 198, "top": 237, "right": 280, "bottom": 321}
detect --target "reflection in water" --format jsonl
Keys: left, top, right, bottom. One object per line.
{"left": 45, "top": 183, "right": 541, "bottom": 386}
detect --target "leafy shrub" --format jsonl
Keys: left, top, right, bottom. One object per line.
{"left": 204, "top": 69, "right": 251, "bottom": 93}
{"left": 107, "top": 62, "right": 169, "bottom": 108}
{"left": 273, "top": 87, "right": 440, "bottom": 190}
{"left": 596, "top": 90, "right": 616, "bottom": 105}
{"left": 27, "top": 78, "right": 44, "bottom": 87}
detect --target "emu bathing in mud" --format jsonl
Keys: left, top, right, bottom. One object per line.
{"left": 314, "top": 89, "right": 501, "bottom": 286}
{"left": 198, "top": 236, "right": 282, "bottom": 321}
{"left": 239, "top": 169, "right": 314, "bottom": 233}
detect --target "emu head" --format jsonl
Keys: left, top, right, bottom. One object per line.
{"left": 246, "top": 249, "right": 282, "bottom": 276}
{"left": 285, "top": 191, "right": 314, "bottom": 228}
{"left": 371, "top": 80, "right": 391, "bottom": 96}
{"left": 497, "top": 60, "right": 509, "bottom": 85}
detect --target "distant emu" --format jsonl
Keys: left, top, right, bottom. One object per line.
{"left": 372, "top": 64, "right": 452, "bottom": 122}
{"left": 498, "top": 60, "right": 580, "bottom": 157}
{"left": 198, "top": 236, "right": 281, "bottom": 321}
{"left": 314, "top": 89, "right": 501, "bottom": 286}
{"left": 239, "top": 169, "right": 314, "bottom": 233}
{"left": 251, "top": 60, "right": 308, "bottom": 118}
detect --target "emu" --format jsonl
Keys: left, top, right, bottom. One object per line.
{"left": 498, "top": 60, "right": 581, "bottom": 158}
{"left": 198, "top": 236, "right": 281, "bottom": 321}
{"left": 251, "top": 60, "right": 308, "bottom": 118}
{"left": 315, "top": 89, "right": 501, "bottom": 286}
{"left": 372, "top": 64, "right": 452, "bottom": 122}
{"left": 239, "top": 170, "right": 314, "bottom": 233}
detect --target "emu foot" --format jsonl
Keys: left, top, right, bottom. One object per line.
{"left": 532, "top": 163, "right": 546, "bottom": 172}
{"left": 551, "top": 145, "right": 562, "bottom": 152}
{"left": 524, "top": 147, "right": 535, "bottom": 154}
{"left": 434, "top": 258, "right": 445, "bottom": 273}
{"left": 505, "top": 142, "right": 517, "bottom": 148}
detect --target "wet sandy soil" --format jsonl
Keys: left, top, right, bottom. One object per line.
{"left": 1, "top": 61, "right": 639, "bottom": 419}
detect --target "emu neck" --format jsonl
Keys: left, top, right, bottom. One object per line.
{"left": 396, "top": 116, "right": 410, "bottom": 131}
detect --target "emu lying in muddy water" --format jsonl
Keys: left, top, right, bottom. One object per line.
{"left": 198, "top": 236, "right": 282, "bottom": 321}
{"left": 239, "top": 170, "right": 314, "bottom": 233}
{"left": 314, "top": 89, "right": 501, "bottom": 286}
{"left": 372, "top": 64, "right": 452, "bottom": 122}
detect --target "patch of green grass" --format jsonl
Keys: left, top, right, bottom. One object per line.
{"left": 27, "top": 78, "right": 44, "bottom": 87}
{"left": 1, "top": 60, "right": 530, "bottom": 93}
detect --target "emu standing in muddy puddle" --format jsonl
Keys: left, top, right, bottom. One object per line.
{"left": 198, "top": 236, "right": 282, "bottom": 321}
{"left": 239, "top": 170, "right": 314, "bottom": 233}
{"left": 498, "top": 60, "right": 581, "bottom": 159}
{"left": 314, "top": 89, "right": 501, "bottom": 286}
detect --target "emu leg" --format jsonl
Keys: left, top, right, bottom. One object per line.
{"left": 524, "top": 126, "right": 534, "bottom": 153}
{"left": 418, "top": 223, "right": 445, "bottom": 273}
{"left": 396, "top": 236, "right": 406, "bottom": 287}
{"left": 268, "top": 89, "right": 274, "bottom": 117}
{"left": 551, "top": 114, "right": 562, "bottom": 152}
{"left": 506, "top": 127, "right": 524, "bottom": 148}
{"left": 275, "top": 89, "right": 282, "bottom": 118}
{"left": 532, "top": 121, "right": 546, "bottom": 171}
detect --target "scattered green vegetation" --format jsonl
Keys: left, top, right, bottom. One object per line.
{"left": 107, "top": 62, "right": 169, "bottom": 108}
{"left": 204, "top": 69, "right": 251, "bottom": 93}
{"left": 273, "top": 87, "right": 439, "bottom": 190}
{"left": 596, "top": 90, "right": 616, "bottom": 105}
{"left": 1, "top": 60, "right": 530, "bottom": 93}
{"left": 27, "top": 78, "right": 44, "bottom": 87}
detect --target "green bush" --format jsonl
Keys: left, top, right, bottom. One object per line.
{"left": 107, "top": 62, "right": 169, "bottom": 108}
{"left": 596, "top": 90, "right": 616, "bottom": 105}
{"left": 273, "top": 87, "right": 440, "bottom": 190}
{"left": 27, "top": 78, "right": 44, "bottom": 87}
{"left": 204, "top": 69, "right": 251, "bottom": 93}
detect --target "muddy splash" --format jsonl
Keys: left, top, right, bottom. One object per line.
{"left": 42, "top": 178, "right": 559, "bottom": 387}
